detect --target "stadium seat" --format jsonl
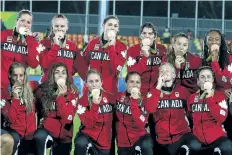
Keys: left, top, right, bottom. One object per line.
{"left": 128, "top": 36, "right": 133, "bottom": 41}
{"left": 133, "top": 36, "right": 139, "bottom": 42}
{"left": 117, "top": 35, "right": 122, "bottom": 40}
{"left": 122, "top": 36, "right": 127, "bottom": 41}
{"left": 77, "top": 34, "right": 83, "bottom": 40}
{"left": 88, "top": 34, "right": 95, "bottom": 42}
{"left": 134, "top": 40, "right": 139, "bottom": 45}
{"left": 71, "top": 34, "right": 78, "bottom": 45}
{"left": 72, "top": 34, "right": 78, "bottom": 41}
{"left": 66, "top": 34, "right": 72, "bottom": 41}
{"left": 128, "top": 39, "right": 133, "bottom": 44}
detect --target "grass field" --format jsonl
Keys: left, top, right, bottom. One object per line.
{"left": 70, "top": 114, "right": 81, "bottom": 155}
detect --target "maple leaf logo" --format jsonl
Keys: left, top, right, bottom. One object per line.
{"left": 127, "top": 56, "right": 136, "bottom": 67}
{"left": 228, "top": 63, "right": 232, "bottom": 73}
{"left": 36, "top": 44, "right": 45, "bottom": 53}
{"left": 76, "top": 104, "right": 86, "bottom": 115}
{"left": 147, "top": 92, "right": 152, "bottom": 98}
{"left": 36, "top": 55, "right": 39, "bottom": 61}
{"left": 140, "top": 115, "right": 145, "bottom": 122}
{"left": 117, "top": 65, "right": 122, "bottom": 71}
{"left": 71, "top": 98, "right": 78, "bottom": 107}
{"left": 218, "top": 100, "right": 228, "bottom": 109}
{"left": 0, "top": 99, "right": 6, "bottom": 108}
{"left": 121, "top": 50, "right": 127, "bottom": 59}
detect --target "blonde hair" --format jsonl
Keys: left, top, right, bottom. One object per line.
{"left": 159, "top": 62, "right": 176, "bottom": 75}
{"left": 49, "top": 14, "right": 69, "bottom": 40}
{"left": 8, "top": 62, "right": 34, "bottom": 112}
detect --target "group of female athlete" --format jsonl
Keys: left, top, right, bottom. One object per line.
{"left": 1, "top": 9, "right": 232, "bottom": 155}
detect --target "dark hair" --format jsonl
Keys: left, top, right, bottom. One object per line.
{"left": 86, "top": 69, "right": 102, "bottom": 81}
{"left": 202, "top": 29, "right": 228, "bottom": 70}
{"left": 16, "top": 9, "right": 32, "bottom": 21}
{"left": 167, "top": 32, "right": 189, "bottom": 66}
{"left": 139, "top": 22, "right": 157, "bottom": 36}
{"left": 41, "top": 63, "right": 72, "bottom": 114}
{"left": 103, "top": 15, "right": 119, "bottom": 25}
{"left": 195, "top": 66, "right": 215, "bottom": 79}
{"left": 125, "top": 71, "right": 141, "bottom": 83}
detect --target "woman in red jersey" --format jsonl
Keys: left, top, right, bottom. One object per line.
{"left": 1, "top": 9, "right": 39, "bottom": 89}
{"left": 127, "top": 22, "right": 167, "bottom": 96}
{"left": 34, "top": 63, "right": 78, "bottom": 155}
{"left": 39, "top": 14, "right": 84, "bottom": 83}
{"left": 116, "top": 71, "right": 153, "bottom": 155}
{"left": 202, "top": 29, "right": 232, "bottom": 96}
{"left": 74, "top": 69, "right": 114, "bottom": 155}
{"left": 188, "top": 66, "right": 232, "bottom": 154}
{"left": 1, "top": 62, "right": 37, "bottom": 155}
{"left": 146, "top": 62, "right": 201, "bottom": 155}
{"left": 202, "top": 29, "right": 232, "bottom": 141}
{"left": 163, "top": 32, "right": 202, "bottom": 93}
{"left": 78, "top": 15, "right": 127, "bottom": 94}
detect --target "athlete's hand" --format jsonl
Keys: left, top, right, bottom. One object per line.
{"left": 175, "top": 56, "right": 185, "bottom": 69}
{"left": 141, "top": 46, "right": 150, "bottom": 57}
{"left": 12, "top": 81, "right": 23, "bottom": 99}
{"left": 130, "top": 87, "right": 141, "bottom": 99}
{"left": 204, "top": 82, "right": 214, "bottom": 98}
{"left": 156, "top": 74, "right": 165, "bottom": 90}
{"left": 58, "top": 84, "right": 67, "bottom": 96}
{"left": 225, "top": 89, "right": 232, "bottom": 99}
{"left": 92, "top": 94, "right": 102, "bottom": 105}
{"left": 107, "top": 30, "right": 116, "bottom": 46}
{"left": 54, "top": 32, "right": 64, "bottom": 45}
{"left": 210, "top": 44, "right": 219, "bottom": 61}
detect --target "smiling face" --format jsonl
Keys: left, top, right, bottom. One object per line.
{"left": 52, "top": 17, "right": 68, "bottom": 36}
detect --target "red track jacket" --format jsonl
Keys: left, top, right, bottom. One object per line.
{"left": 210, "top": 54, "right": 232, "bottom": 91}
{"left": 1, "top": 29, "right": 39, "bottom": 89}
{"left": 77, "top": 37, "right": 127, "bottom": 94}
{"left": 163, "top": 53, "right": 202, "bottom": 93}
{"left": 77, "top": 91, "right": 114, "bottom": 150}
{"left": 39, "top": 38, "right": 84, "bottom": 82}
{"left": 146, "top": 84, "right": 191, "bottom": 144}
{"left": 127, "top": 43, "right": 166, "bottom": 96}
{"left": 188, "top": 90, "right": 228, "bottom": 145}
{"left": 1, "top": 81, "right": 38, "bottom": 139}
{"left": 116, "top": 92, "right": 149, "bottom": 147}
{"left": 41, "top": 89, "right": 79, "bottom": 143}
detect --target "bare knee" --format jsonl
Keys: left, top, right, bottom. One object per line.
{"left": 1, "top": 133, "right": 14, "bottom": 148}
